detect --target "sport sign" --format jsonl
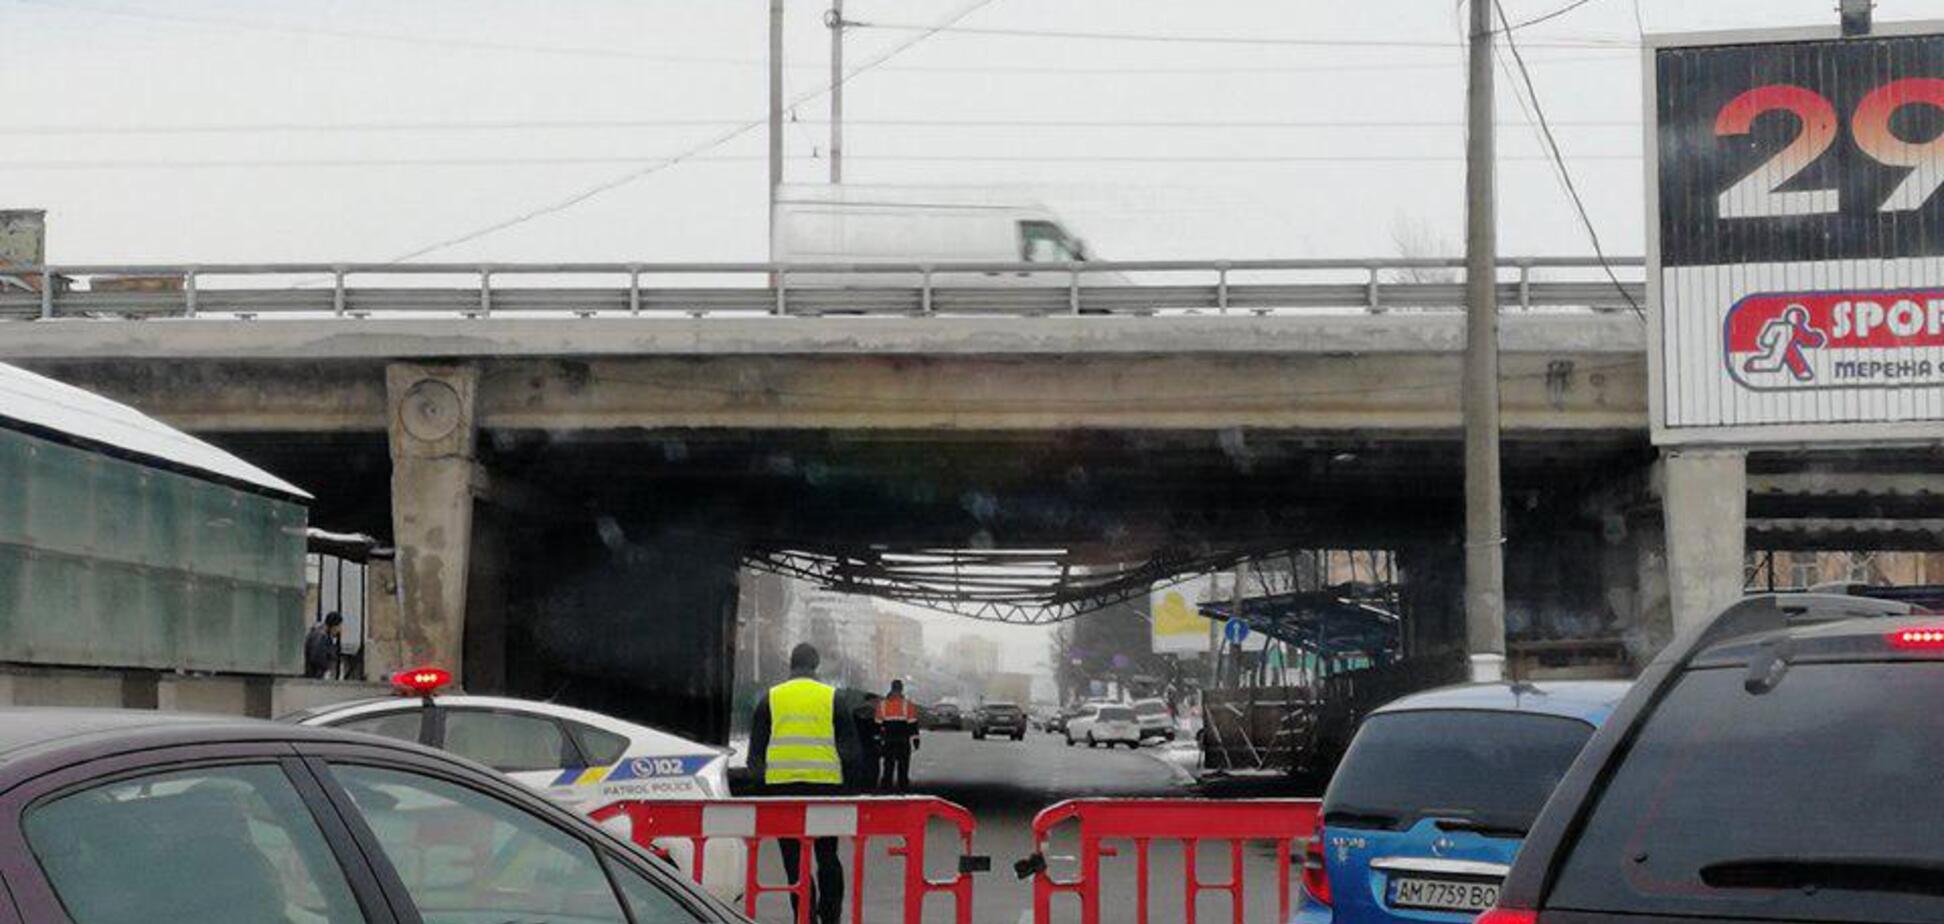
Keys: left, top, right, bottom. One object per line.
{"left": 1649, "top": 24, "right": 1944, "bottom": 443}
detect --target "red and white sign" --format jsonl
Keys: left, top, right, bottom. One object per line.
{"left": 1650, "top": 26, "right": 1944, "bottom": 442}
{"left": 1724, "top": 290, "right": 1944, "bottom": 390}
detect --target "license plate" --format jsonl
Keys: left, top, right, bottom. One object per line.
{"left": 1388, "top": 876, "right": 1500, "bottom": 913}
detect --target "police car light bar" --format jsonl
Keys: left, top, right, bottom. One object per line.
{"left": 1889, "top": 628, "right": 1944, "bottom": 650}
{"left": 392, "top": 666, "right": 452, "bottom": 695}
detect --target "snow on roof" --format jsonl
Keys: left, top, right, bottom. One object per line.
{"left": 0, "top": 361, "right": 310, "bottom": 500}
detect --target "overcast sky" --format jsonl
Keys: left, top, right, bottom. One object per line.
{"left": 7, "top": 0, "right": 1935, "bottom": 266}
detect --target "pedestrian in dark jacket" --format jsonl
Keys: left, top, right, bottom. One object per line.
{"left": 303, "top": 613, "right": 343, "bottom": 679}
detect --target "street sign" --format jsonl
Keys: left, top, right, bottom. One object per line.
{"left": 1150, "top": 576, "right": 1216, "bottom": 654}
{"left": 1648, "top": 23, "right": 1944, "bottom": 444}
{"left": 1223, "top": 618, "right": 1249, "bottom": 646}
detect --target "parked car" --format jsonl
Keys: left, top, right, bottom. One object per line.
{"left": 1130, "top": 698, "right": 1178, "bottom": 742}
{"left": 0, "top": 708, "right": 748, "bottom": 923}
{"left": 925, "top": 700, "right": 964, "bottom": 730}
{"left": 1066, "top": 702, "right": 1142, "bottom": 748}
{"left": 286, "top": 668, "right": 743, "bottom": 901}
{"left": 1479, "top": 593, "right": 1944, "bottom": 924}
{"left": 1291, "top": 680, "right": 1629, "bottom": 924}
{"left": 969, "top": 701, "right": 1028, "bottom": 740}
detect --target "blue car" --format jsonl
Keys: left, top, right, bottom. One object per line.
{"left": 1293, "top": 681, "right": 1630, "bottom": 924}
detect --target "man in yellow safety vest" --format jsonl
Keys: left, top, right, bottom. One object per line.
{"left": 749, "top": 643, "right": 858, "bottom": 924}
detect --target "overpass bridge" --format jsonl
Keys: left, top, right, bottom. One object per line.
{"left": 3, "top": 257, "right": 1935, "bottom": 740}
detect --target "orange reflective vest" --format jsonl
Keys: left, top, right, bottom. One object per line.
{"left": 876, "top": 694, "right": 916, "bottom": 724}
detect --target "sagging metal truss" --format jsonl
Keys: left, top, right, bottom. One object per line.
{"left": 746, "top": 545, "right": 1275, "bottom": 624}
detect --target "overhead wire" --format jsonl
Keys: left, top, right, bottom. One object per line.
{"left": 378, "top": 0, "right": 999, "bottom": 263}
{"left": 1491, "top": 0, "right": 1645, "bottom": 320}
{"left": 0, "top": 153, "right": 1642, "bottom": 170}
{"left": 848, "top": 20, "right": 1634, "bottom": 50}
{"left": 1497, "top": 0, "right": 1604, "bottom": 33}
{"left": 0, "top": 116, "right": 1642, "bottom": 136}
{"left": 13, "top": 0, "right": 778, "bottom": 67}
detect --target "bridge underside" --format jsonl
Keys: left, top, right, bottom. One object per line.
{"left": 16, "top": 332, "right": 1941, "bottom": 741}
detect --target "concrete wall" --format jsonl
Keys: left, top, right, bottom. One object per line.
{"left": 23, "top": 352, "right": 1648, "bottom": 435}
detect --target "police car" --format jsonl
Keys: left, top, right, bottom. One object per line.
{"left": 284, "top": 667, "right": 745, "bottom": 901}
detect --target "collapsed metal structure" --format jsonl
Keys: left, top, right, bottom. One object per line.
{"left": 748, "top": 545, "right": 1264, "bottom": 624}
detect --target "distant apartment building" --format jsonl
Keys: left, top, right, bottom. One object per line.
{"left": 869, "top": 608, "right": 925, "bottom": 685}
{"left": 943, "top": 634, "right": 1001, "bottom": 678}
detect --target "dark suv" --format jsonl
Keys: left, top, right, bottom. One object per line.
{"left": 970, "top": 702, "right": 1027, "bottom": 740}
{"left": 1480, "top": 593, "right": 1944, "bottom": 924}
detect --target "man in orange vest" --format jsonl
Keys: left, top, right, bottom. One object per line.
{"left": 875, "top": 679, "right": 920, "bottom": 791}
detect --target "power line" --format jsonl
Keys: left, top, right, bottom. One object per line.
{"left": 0, "top": 152, "right": 1643, "bottom": 170}
{"left": 1492, "top": 0, "right": 1643, "bottom": 320}
{"left": 881, "top": 52, "right": 1635, "bottom": 75}
{"left": 0, "top": 117, "right": 1643, "bottom": 136}
{"left": 379, "top": 0, "right": 1000, "bottom": 263}
{"left": 1499, "top": 0, "right": 1604, "bottom": 33}
{"left": 850, "top": 20, "right": 1635, "bottom": 50}
{"left": 15, "top": 0, "right": 778, "bottom": 67}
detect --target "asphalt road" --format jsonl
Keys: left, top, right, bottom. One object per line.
{"left": 741, "top": 729, "right": 1301, "bottom": 924}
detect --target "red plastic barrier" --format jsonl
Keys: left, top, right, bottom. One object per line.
{"left": 591, "top": 796, "right": 977, "bottom": 924}
{"left": 1027, "top": 798, "right": 1320, "bottom": 924}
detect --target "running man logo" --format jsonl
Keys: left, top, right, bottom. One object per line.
{"left": 1724, "top": 290, "right": 1944, "bottom": 391}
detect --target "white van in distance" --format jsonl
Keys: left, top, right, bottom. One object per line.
{"left": 771, "top": 184, "right": 1127, "bottom": 288}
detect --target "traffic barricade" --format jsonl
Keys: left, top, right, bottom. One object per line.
{"left": 590, "top": 796, "right": 980, "bottom": 924}
{"left": 1023, "top": 798, "right": 1320, "bottom": 924}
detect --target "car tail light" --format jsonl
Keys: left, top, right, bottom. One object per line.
{"left": 1474, "top": 908, "right": 1538, "bottom": 924}
{"left": 391, "top": 666, "right": 451, "bottom": 696}
{"left": 1881, "top": 630, "right": 1944, "bottom": 649}
{"left": 1888, "top": 628, "right": 1944, "bottom": 649}
{"left": 1300, "top": 835, "right": 1331, "bottom": 906}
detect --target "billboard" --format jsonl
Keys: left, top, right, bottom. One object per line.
{"left": 1151, "top": 574, "right": 1218, "bottom": 654}
{"left": 1649, "top": 24, "right": 1944, "bottom": 443}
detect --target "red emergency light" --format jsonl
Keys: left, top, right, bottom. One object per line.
{"left": 1888, "top": 628, "right": 1944, "bottom": 650}
{"left": 391, "top": 666, "right": 452, "bottom": 696}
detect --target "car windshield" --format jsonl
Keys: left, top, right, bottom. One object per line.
{"left": 986, "top": 703, "right": 1021, "bottom": 713}
{"left": 1323, "top": 709, "right": 1594, "bottom": 832}
{"left": 1133, "top": 701, "right": 1168, "bottom": 716}
{"left": 1098, "top": 707, "right": 1135, "bottom": 721}
{"left": 1549, "top": 662, "right": 1944, "bottom": 923}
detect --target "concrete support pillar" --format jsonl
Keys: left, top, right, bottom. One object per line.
{"left": 386, "top": 363, "right": 480, "bottom": 680}
{"left": 1659, "top": 448, "right": 1747, "bottom": 638}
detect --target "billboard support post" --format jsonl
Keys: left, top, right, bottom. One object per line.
{"left": 1463, "top": 0, "right": 1507, "bottom": 683}
{"left": 1659, "top": 449, "right": 1748, "bottom": 637}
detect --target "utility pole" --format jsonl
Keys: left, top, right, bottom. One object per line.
{"left": 768, "top": 0, "right": 785, "bottom": 257}
{"left": 827, "top": 0, "right": 844, "bottom": 184}
{"left": 1463, "top": 0, "right": 1506, "bottom": 683}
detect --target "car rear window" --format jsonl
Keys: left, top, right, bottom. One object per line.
{"left": 1323, "top": 709, "right": 1594, "bottom": 833}
{"left": 987, "top": 704, "right": 1022, "bottom": 714}
{"left": 1134, "top": 701, "right": 1168, "bottom": 716}
{"left": 1098, "top": 706, "right": 1135, "bottom": 721}
{"left": 1548, "top": 662, "right": 1944, "bottom": 923}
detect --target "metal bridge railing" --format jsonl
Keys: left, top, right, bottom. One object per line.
{"left": 0, "top": 257, "right": 1644, "bottom": 321}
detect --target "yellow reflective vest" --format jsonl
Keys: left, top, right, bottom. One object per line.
{"left": 764, "top": 677, "right": 842, "bottom": 785}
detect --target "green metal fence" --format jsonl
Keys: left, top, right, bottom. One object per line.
{"left": 0, "top": 427, "right": 308, "bottom": 674}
